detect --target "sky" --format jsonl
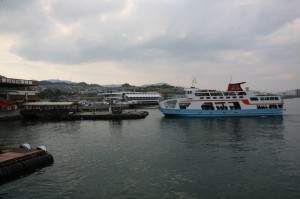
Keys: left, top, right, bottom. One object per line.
{"left": 0, "top": 0, "right": 300, "bottom": 91}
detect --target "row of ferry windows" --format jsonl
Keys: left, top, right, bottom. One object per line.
{"left": 196, "top": 96, "right": 280, "bottom": 100}
{"left": 250, "top": 97, "right": 280, "bottom": 101}
{"left": 188, "top": 91, "right": 247, "bottom": 96}
{"left": 199, "top": 96, "right": 244, "bottom": 99}
{"left": 128, "top": 97, "right": 158, "bottom": 99}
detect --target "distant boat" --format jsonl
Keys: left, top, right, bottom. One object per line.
{"left": 159, "top": 82, "right": 284, "bottom": 117}
{"left": 99, "top": 92, "right": 163, "bottom": 108}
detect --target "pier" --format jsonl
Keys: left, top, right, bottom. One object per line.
{"left": 0, "top": 145, "right": 54, "bottom": 184}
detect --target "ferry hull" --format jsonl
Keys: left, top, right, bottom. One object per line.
{"left": 159, "top": 108, "right": 283, "bottom": 117}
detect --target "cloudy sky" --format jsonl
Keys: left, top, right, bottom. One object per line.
{"left": 1, "top": 0, "right": 300, "bottom": 91}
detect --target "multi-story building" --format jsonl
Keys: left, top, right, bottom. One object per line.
{"left": 285, "top": 89, "right": 300, "bottom": 97}
{"left": 0, "top": 76, "right": 39, "bottom": 109}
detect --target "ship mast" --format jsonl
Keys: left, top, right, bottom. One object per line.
{"left": 191, "top": 77, "right": 197, "bottom": 88}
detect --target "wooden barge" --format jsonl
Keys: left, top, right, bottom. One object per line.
{"left": 20, "top": 102, "right": 148, "bottom": 120}
{"left": 0, "top": 144, "right": 54, "bottom": 184}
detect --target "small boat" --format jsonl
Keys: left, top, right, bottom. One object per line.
{"left": 159, "top": 82, "right": 284, "bottom": 117}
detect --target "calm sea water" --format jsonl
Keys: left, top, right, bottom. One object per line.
{"left": 1, "top": 98, "right": 300, "bottom": 199}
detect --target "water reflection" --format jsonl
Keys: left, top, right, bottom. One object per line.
{"left": 109, "top": 120, "right": 123, "bottom": 128}
{"left": 0, "top": 120, "right": 82, "bottom": 147}
{"left": 159, "top": 116, "right": 285, "bottom": 153}
{"left": 160, "top": 116, "right": 284, "bottom": 136}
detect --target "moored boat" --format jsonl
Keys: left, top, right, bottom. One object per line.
{"left": 159, "top": 82, "right": 284, "bottom": 117}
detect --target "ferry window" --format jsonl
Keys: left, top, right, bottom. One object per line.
{"left": 226, "top": 96, "right": 230, "bottom": 99}
{"left": 239, "top": 96, "right": 243, "bottom": 98}
{"left": 257, "top": 105, "right": 268, "bottom": 109}
{"left": 260, "top": 97, "right": 265, "bottom": 101}
{"left": 270, "top": 97, "right": 275, "bottom": 100}
{"left": 200, "top": 97, "right": 204, "bottom": 99}
{"left": 237, "top": 92, "right": 246, "bottom": 95}
{"left": 269, "top": 105, "right": 277, "bottom": 109}
{"left": 229, "top": 92, "right": 236, "bottom": 96}
{"left": 250, "top": 97, "right": 258, "bottom": 101}
{"left": 232, "top": 96, "right": 237, "bottom": 99}
{"left": 179, "top": 102, "right": 191, "bottom": 109}
{"left": 278, "top": 105, "right": 283, "bottom": 108}
{"left": 195, "top": 93, "right": 210, "bottom": 96}
{"left": 206, "top": 97, "right": 210, "bottom": 99}
{"left": 215, "top": 102, "right": 228, "bottom": 110}
{"left": 228, "top": 102, "right": 241, "bottom": 110}
{"left": 201, "top": 102, "right": 215, "bottom": 110}
{"left": 213, "top": 97, "right": 217, "bottom": 99}
{"left": 219, "top": 97, "right": 224, "bottom": 99}
{"left": 210, "top": 92, "right": 223, "bottom": 96}
{"left": 164, "top": 100, "right": 177, "bottom": 108}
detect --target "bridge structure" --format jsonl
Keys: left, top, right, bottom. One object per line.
{"left": 0, "top": 76, "right": 39, "bottom": 109}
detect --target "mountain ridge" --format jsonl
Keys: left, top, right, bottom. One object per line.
{"left": 41, "top": 79, "right": 172, "bottom": 88}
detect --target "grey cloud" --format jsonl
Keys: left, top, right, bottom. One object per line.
{"left": 50, "top": 0, "right": 125, "bottom": 23}
{"left": 1, "top": 0, "right": 300, "bottom": 81}
{"left": 0, "top": 0, "right": 35, "bottom": 11}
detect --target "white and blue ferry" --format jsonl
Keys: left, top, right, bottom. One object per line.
{"left": 159, "top": 82, "right": 284, "bottom": 117}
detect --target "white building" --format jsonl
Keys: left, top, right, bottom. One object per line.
{"left": 285, "top": 89, "right": 300, "bottom": 96}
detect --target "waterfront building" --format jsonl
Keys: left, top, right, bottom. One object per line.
{"left": 285, "top": 89, "right": 300, "bottom": 97}
{"left": 0, "top": 76, "right": 39, "bottom": 110}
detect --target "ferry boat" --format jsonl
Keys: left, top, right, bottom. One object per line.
{"left": 99, "top": 91, "right": 162, "bottom": 108}
{"left": 159, "top": 82, "right": 284, "bottom": 117}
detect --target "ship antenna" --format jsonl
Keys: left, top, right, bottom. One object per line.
{"left": 229, "top": 76, "right": 232, "bottom": 84}
{"left": 191, "top": 77, "right": 197, "bottom": 87}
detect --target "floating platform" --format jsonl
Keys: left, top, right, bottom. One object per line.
{"left": 0, "top": 145, "right": 54, "bottom": 184}
{"left": 71, "top": 110, "right": 149, "bottom": 120}
{"left": 19, "top": 102, "right": 149, "bottom": 120}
